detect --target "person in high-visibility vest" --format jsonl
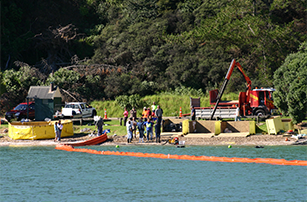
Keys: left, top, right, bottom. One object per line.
{"left": 142, "top": 107, "right": 147, "bottom": 119}
{"left": 151, "top": 102, "right": 157, "bottom": 116}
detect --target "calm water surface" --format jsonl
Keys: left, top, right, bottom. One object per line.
{"left": 1, "top": 145, "right": 306, "bottom": 202}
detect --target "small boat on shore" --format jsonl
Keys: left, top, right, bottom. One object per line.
{"left": 63, "top": 133, "right": 108, "bottom": 146}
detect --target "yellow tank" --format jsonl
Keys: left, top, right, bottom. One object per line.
{"left": 8, "top": 120, "right": 74, "bottom": 140}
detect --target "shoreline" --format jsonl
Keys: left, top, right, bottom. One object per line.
{"left": 1, "top": 134, "right": 306, "bottom": 147}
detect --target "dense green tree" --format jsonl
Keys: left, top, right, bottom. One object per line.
{"left": 191, "top": 0, "right": 304, "bottom": 89}
{"left": 74, "top": 74, "right": 105, "bottom": 101}
{"left": 2, "top": 65, "right": 44, "bottom": 94}
{"left": 103, "top": 71, "right": 142, "bottom": 98}
{"left": 0, "top": 65, "right": 45, "bottom": 112}
{"left": 273, "top": 42, "right": 307, "bottom": 124}
{"left": 46, "top": 69, "right": 80, "bottom": 91}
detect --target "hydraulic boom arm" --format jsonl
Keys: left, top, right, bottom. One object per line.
{"left": 235, "top": 62, "right": 252, "bottom": 104}
{"left": 210, "top": 59, "right": 252, "bottom": 120}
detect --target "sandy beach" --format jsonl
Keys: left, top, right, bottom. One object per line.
{"left": 1, "top": 130, "right": 306, "bottom": 147}
{"left": 1, "top": 119, "right": 306, "bottom": 147}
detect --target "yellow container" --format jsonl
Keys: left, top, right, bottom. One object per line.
{"left": 9, "top": 120, "right": 74, "bottom": 140}
{"left": 218, "top": 120, "right": 256, "bottom": 137}
{"left": 266, "top": 117, "right": 283, "bottom": 135}
{"left": 182, "top": 119, "right": 190, "bottom": 135}
{"left": 281, "top": 119, "right": 294, "bottom": 131}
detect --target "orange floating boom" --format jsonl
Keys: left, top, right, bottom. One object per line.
{"left": 55, "top": 145, "right": 307, "bottom": 166}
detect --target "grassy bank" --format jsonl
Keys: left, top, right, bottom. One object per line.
{"left": 77, "top": 120, "right": 127, "bottom": 136}
{"left": 90, "top": 93, "right": 239, "bottom": 118}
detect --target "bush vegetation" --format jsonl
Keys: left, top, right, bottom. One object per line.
{"left": 273, "top": 42, "right": 307, "bottom": 124}
{"left": 91, "top": 91, "right": 238, "bottom": 118}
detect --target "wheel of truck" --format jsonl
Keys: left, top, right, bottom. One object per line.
{"left": 91, "top": 110, "right": 97, "bottom": 118}
{"left": 255, "top": 109, "right": 266, "bottom": 117}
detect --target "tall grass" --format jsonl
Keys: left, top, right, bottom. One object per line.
{"left": 90, "top": 92, "right": 241, "bottom": 118}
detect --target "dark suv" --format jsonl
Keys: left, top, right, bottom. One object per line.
{"left": 5, "top": 102, "right": 35, "bottom": 122}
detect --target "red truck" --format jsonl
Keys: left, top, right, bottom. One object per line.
{"left": 193, "top": 59, "right": 278, "bottom": 119}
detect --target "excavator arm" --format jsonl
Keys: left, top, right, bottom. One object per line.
{"left": 210, "top": 59, "right": 252, "bottom": 120}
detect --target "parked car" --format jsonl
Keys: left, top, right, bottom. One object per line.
{"left": 54, "top": 102, "right": 97, "bottom": 119}
{"left": 5, "top": 102, "right": 35, "bottom": 122}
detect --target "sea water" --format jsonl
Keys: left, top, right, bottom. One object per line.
{"left": 1, "top": 145, "right": 306, "bottom": 202}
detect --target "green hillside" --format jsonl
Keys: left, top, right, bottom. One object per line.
{"left": 1, "top": 0, "right": 306, "bottom": 121}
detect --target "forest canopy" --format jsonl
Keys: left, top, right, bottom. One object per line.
{"left": 1, "top": 0, "right": 306, "bottom": 112}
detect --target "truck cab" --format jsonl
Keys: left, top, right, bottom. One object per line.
{"left": 250, "top": 88, "right": 276, "bottom": 116}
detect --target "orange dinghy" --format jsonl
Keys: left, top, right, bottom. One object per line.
{"left": 63, "top": 133, "right": 108, "bottom": 146}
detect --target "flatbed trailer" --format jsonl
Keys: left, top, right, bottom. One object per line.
{"left": 195, "top": 107, "right": 237, "bottom": 119}
{"left": 194, "top": 106, "right": 269, "bottom": 120}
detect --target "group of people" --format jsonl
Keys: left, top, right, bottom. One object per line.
{"left": 124, "top": 102, "right": 163, "bottom": 143}
{"left": 141, "top": 101, "right": 160, "bottom": 119}
{"left": 54, "top": 120, "right": 63, "bottom": 141}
